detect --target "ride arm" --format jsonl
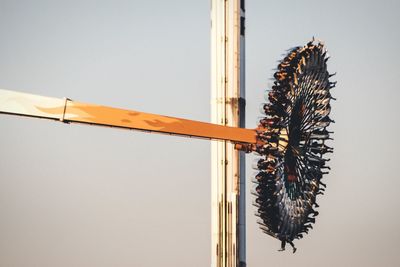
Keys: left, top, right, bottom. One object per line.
{"left": 0, "top": 89, "right": 257, "bottom": 146}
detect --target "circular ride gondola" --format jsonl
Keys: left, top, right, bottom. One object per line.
{"left": 253, "top": 40, "right": 335, "bottom": 251}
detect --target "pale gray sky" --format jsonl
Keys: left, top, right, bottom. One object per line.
{"left": 1, "top": 0, "right": 400, "bottom": 266}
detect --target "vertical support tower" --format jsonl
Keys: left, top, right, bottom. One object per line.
{"left": 211, "top": 0, "right": 245, "bottom": 266}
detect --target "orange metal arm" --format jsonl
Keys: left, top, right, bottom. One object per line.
{"left": 0, "top": 89, "right": 257, "bottom": 144}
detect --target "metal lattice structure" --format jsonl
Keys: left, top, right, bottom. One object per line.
{"left": 254, "top": 40, "right": 335, "bottom": 250}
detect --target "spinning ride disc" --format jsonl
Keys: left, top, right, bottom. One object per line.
{"left": 254, "top": 40, "right": 335, "bottom": 246}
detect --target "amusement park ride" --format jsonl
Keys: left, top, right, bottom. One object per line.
{"left": 0, "top": 1, "right": 335, "bottom": 267}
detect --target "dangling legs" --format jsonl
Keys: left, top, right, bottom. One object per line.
{"left": 288, "top": 240, "right": 297, "bottom": 253}
{"left": 278, "top": 240, "right": 286, "bottom": 251}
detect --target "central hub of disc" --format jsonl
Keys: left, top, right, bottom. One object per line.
{"left": 284, "top": 100, "right": 305, "bottom": 183}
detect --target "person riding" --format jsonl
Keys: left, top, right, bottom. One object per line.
{"left": 278, "top": 237, "right": 297, "bottom": 253}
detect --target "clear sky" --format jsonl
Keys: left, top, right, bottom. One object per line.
{"left": 1, "top": 0, "right": 399, "bottom": 266}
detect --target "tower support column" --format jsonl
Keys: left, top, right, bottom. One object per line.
{"left": 211, "top": 1, "right": 245, "bottom": 266}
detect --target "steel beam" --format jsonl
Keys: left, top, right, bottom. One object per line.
{"left": 0, "top": 89, "right": 256, "bottom": 144}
